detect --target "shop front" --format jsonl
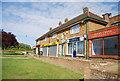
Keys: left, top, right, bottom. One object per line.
{"left": 42, "top": 47, "right": 48, "bottom": 56}
{"left": 88, "top": 26, "right": 120, "bottom": 57}
{"left": 59, "top": 39, "right": 66, "bottom": 56}
{"left": 42, "top": 43, "right": 51, "bottom": 56}
{"left": 49, "top": 45, "right": 57, "bottom": 57}
{"left": 43, "top": 42, "right": 58, "bottom": 57}
{"left": 49, "top": 42, "right": 58, "bottom": 57}
{"left": 67, "top": 37, "right": 84, "bottom": 57}
{"left": 60, "top": 44, "right": 64, "bottom": 56}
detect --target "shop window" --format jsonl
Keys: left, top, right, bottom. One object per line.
{"left": 77, "top": 41, "right": 84, "bottom": 54}
{"left": 92, "top": 38, "right": 102, "bottom": 55}
{"left": 104, "top": 36, "right": 118, "bottom": 55}
{"left": 70, "top": 24, "right": 80, "bottom": 34}
{"left": 68, "top": 43, "right": 73, "bottom": 54}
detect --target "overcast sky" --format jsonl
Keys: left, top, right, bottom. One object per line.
{"left": 1, "top": 0, "right": 119, "bottom": 47}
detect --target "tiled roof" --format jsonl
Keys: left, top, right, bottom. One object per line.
{"left": 36, "top": 11, "right": 106, "bottom": 41}
{"left": 89, "top": 12, "right": 104, "bottom": 20}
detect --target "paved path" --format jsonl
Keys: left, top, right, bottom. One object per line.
{"left": 0, "top": 57, "right": 30, "bottom": 59}
{"left": 0, "top": 54, "right": 33, "bottom": 59}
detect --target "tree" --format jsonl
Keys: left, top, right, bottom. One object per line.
{"left": 18, "top": 43, "right": 31, "bottom": 49}
{"left": 0, "top": 30, "right": 19, "bottom": 49}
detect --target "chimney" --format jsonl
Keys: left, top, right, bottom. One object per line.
{"left": 59, "top": 21, "right": 62, "bottom": 25}
{"left": 83, "top": 7, "right": 89, "bottom": 13}
{"left": 102, "top": 13, "right": 111, "bottom": 21}
{"left": 49, "top": 27, "right": 52, "bottom": 31}
{"left": 64, "top": 18, "right": 68, "bottom": 23}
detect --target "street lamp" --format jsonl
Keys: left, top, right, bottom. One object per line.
{"left": 25, "top": 35, "right": 27, "bottom": 54}
{"left": 82, "top": 20, "right": 89, "bottom": 60}
{"left": 85, "top": 20, "right": 89, "bottom": 60}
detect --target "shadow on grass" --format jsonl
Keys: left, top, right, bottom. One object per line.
{"left": 1, "top": 79, "right": 84, "bottom": 81}
{"left": 4, "top": 53, "right": 24, "bottom": 55}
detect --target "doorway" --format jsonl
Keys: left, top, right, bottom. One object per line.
{"left": 60, "top": 44, "right": 64, "bottom": 56}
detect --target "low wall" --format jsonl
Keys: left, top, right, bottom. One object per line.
{"left": 33, "top": 54, "right": 120, "bottom": 80}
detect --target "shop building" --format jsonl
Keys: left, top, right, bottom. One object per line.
{"left": 89, "top": 26, "right": 120, "bottom": 58}
{"left": 35, "top": 7, "right": 120, "bottom": 59}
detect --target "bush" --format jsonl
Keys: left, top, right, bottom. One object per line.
{"left": 5, "top": 48, "right": 33, "bottom": 51}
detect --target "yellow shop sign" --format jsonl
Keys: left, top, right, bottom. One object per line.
{"left": 52, "top": 42, "right": 58, "bottom": 45}
{"left": 43, "top": 43, "right": 52, "bottom": 46}
{"left": 43, "top": 42, "right": 58, "bottom": 46}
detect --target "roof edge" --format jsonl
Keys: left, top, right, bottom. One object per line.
{"left": 36, "top": 16, "right": 108, "bottom": 41}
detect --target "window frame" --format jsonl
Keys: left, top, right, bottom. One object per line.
{"left": 76, "top": 41, "right": 84, "bottom": 55}
{"left": 68, "top": 43, "right": 73, "bottom": 55}
{"left": 52, "top": 34, "right": 57, "bottom": 38}
{"left": 44, "top": 37, "right": 48, "bottom": 41}
{"left": 91, "top": 35, "right": 119, "bottom": 57}
{"left": 70, "top": 24, "right": 80, "bottom": 34}
{"left": 67, "top": 41, "right": 84, "bottom": 55}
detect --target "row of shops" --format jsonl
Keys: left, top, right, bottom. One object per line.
{"left": 36, "top": 26, "right": 120, "bottom": 58}
{"left": 35, "top": 8, "right": 120, "bottom": 59}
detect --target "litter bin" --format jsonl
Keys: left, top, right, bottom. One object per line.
{"left": 26, "top": 52, "right": 28, "bottom": 54}
{"left": 40, "top": 51, "right": 43, "bottom": 55}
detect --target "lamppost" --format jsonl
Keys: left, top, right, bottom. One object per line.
{"left": 25, "top": 35, "right": 27, "bottom": 54}
{"left": 85, "top": 20, "right": 89, "bottom": 60}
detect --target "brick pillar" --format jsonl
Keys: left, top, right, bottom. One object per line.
{"left": 89, "top": 40, "right": 92, "bottom": 57}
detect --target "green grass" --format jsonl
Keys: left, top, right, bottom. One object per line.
{"left": 2, "top": 58, "right": 83, "bottom": 79}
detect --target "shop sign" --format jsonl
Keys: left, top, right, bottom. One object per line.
{"left": 43, "top": 43, "right": 52, "bottom": 46}
{"left": 44, "top": 44, "right": 49, "bottom": 46}
{"left": 67, "top": 39, "right": 69, "bottom": 43}
{"left": 69, "top": 37, "right": 80, "bottom": 43}
{"left": 80, "top": 37, "right": 84, "bottom": 41}
{"left": 52, "top": 42, "right": 58, "bottom": 45}
{"left": 88, "top": 27, "right": 120, "bottom": 39}
{"left": 84, "top": 35, "right": 87, "bottom": 38}
{"left": 61, "top": 40, "right": 66, "bottom": 43}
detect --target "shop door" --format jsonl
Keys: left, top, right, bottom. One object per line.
{"left": 60, "top": 44, "right": 64, "bottom": 56}
{"left": 43, "top": 47, "right": 47, "bottom": 56}
{"left": 73, "top": 42, "right": 76, "bottom": 57}
{"left": 49, "top": 45, "right": 57, "bottom": 57}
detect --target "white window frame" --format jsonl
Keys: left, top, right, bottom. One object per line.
{"left": 70, "top": 24, "right": 80, "bottom": 34}
{"left": 76, "top": 41, "right": 84, "bottom": 56}
{"left": 52, "top": 34, "right": 57, "bottom": 38}
{"left": 44, "top": 37, "right": 48, "bottom": 41}
{"left": 67, "top": 41, "right": 84, "bottom": 56}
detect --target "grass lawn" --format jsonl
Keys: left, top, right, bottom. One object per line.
{"left": 2, "top": 58, "right": 83, "bottom": 79}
